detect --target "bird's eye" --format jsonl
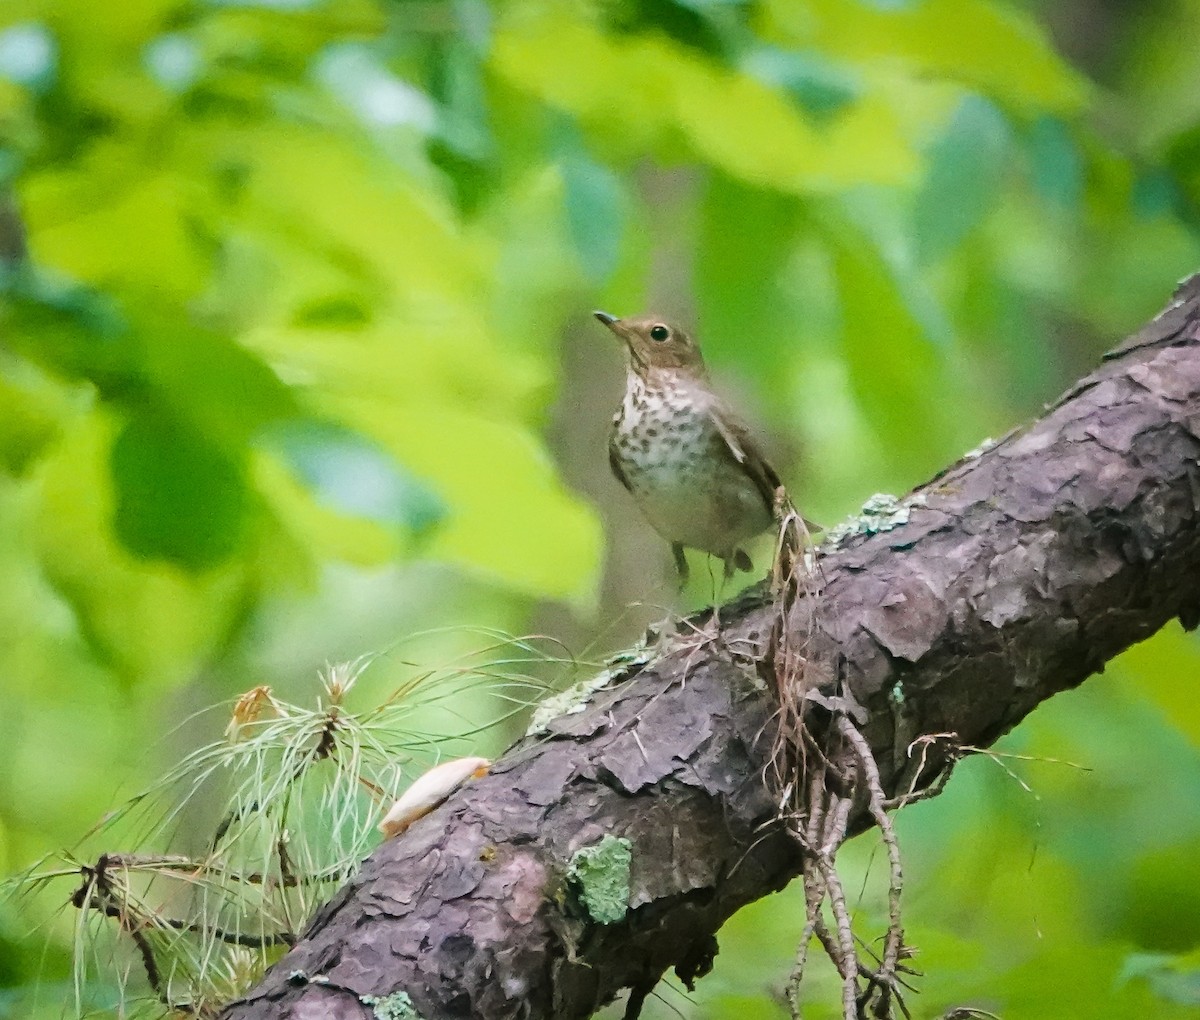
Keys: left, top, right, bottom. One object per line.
{"left": 649, "top": 324, "right": 670, "bottom": 342}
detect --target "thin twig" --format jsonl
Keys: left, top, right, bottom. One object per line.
{"left": 839, "top": 717, "right": 904, "bottom": 1017}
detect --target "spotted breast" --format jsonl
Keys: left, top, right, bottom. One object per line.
{"left": 609, "top": 368, "right": 773, "bottom": 569}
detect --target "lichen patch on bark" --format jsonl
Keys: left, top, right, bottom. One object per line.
{"left": 567, "top": 835, "right": 633, "bottom": 924}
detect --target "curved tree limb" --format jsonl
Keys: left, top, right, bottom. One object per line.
{"left": 220, "top": 276, "right": 1200, "bottom": 1020}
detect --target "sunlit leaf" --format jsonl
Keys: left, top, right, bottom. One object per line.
{"left": 251, "top": 449, "right": 396, "bottom": 568}
{"left": 491, "top": 9, "right": 918, "bottom": 193}
{"left": 0, "top": 355, "right": 71, "bottom": 475}
{"left": 331, "top": 397, "right": 603, "bottom": 606}
{"left": 235, "top": 125, "right": 481, "bottom": 306}
{"left": 1115, "top": 624, "right": 1200, "bottom": 748}
{"left": 35, "top": 414, "right": 252, "bottom": 682}
{"left": 763, "top": 0, "right": 1089, "bottom": 114}
{"left": 23, "top": 158, "right": 212, "bottom": 298}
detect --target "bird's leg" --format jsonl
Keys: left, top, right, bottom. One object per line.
{"left": 672, "top": 542, "right": 689, "bottom": 589}
{"left": 707, "top": 557, "right": 724, "bottom": 633}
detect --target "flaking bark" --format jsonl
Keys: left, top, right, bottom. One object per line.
{"left": 220, "top": 277, "right": 1200, "bottom": 1020}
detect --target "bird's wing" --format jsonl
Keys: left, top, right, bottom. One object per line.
{"left": 709, "top": 411, "right": 822, "bottom": 530}
{"left": 707, "top": 404, "right": 782, "bottom": 511}
{"left": 608, "top": 440, "right": 632, "bottom": 491}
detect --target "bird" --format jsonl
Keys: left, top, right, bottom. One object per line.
{"left": 595, "top": 310, "right": 794, "bottom": 584}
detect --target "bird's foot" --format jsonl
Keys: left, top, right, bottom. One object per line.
{"left": 672, "top": 542, "right": 689, "bottom": 591}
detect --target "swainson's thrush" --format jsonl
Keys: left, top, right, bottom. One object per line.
{"left": 595, "top": 311, "right": 790, "bottom": 582}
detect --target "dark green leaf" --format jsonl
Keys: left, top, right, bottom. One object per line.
{"left": 111, "top": 407, "right": 248, "bottom": 570}
{"left": 131, "top": 313, "right": 299, "bottom": 447}
{"left": 741, "top": 47, "right": 859, "bottom": 121}
{"left": 694, "top": 172, "right": 801, "bottom": 406}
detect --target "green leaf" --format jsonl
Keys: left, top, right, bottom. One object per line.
{"left": 741, "top": 46, "right": 860, "bottom": 121}
{"left": 765, "top": 0, "right": 1089, "bottom": 114}
{"left": 332, "top": 397, "right": 603, "bottom": 607}
{"left": 34, "top": 414, "right": 255, "bottom": 682}
{"left": 995, "top": 940, "right": 1195, "bottom": 1018}
{"left": 1122, "top": 845, "right": 1200, "bottom": 953}
{"left": 269, "top": 420, "right": 445, "bottom": 532}
{"left": 915, "top": 95, "right": 1010, "bottom": 263}
{"left": 825, "top": 204, "right": 964, "bottom": 479}
{"left": 131, "top": 314, "right": 299, "bottom": 447}
{"left": 236, "top": 124, "right": 485, "bottom": 310}
{"left": 694, "top": 172, "right": 801, "bottom": 406}
{"left": 1026, "top": 116, "right": 1084, "bottom": 211}
{"left": 427, "top": 30, "right": 496, "bottom": 211}
{"left": 836, "top": 189, "right": 955, "bottom": 346}
{"left": 111, "top": 406, "right": 249, "bottom": 570}
{"left": 22, "top": 155, "right": 213, "bottom": 299}
{"left": 491, "top": 9, "right": 918, "bottom": 193}
{"left": 561, "top": 147, "right": 626, "bottom": 283}
{"left": 0, "top": 355, "right": 71, "bottom": 475}
{"left": 1120, "top": 951, "right": 1200, "bottom": 1007}
{"left": 1, "top": 267, "right": 132, "bottom": 384}
{"left": 1115, "top": 625, "right": 1200, "bottom": 749}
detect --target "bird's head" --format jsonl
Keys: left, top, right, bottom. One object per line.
{"left": 593, "top": 311, "right": 706, "bottom": 375}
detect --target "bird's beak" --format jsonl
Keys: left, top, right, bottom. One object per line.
{"left": 594, "top": 311, "right": 633, "bottom": 353}
{"left": 594, "top": 310, "right": 645, "bottom": 369}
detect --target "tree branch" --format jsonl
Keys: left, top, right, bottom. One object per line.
{"left": 220, "top": 276, "right": 1200, "bottom": 1020}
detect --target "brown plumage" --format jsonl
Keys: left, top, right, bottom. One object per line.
{"left": 595, "top": 311, "right": 791, "bottom": 582}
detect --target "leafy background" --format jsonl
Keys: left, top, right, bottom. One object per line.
{"left": 2, "top": 0, "right": 1200, "bottom": 1016}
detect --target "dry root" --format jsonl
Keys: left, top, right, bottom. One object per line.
{"left": 777, "top": 717, "right": 919, "bottom": 1020}
{"left": 767, "top": 496, "right": 923, "bottom": 1020}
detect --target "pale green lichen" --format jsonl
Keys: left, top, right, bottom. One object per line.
{"left": 526, "top": 671, "right": 617, "bottom": 736}
{"left": 890, "top": 680, "right": 905, "bottom": 705}
{"left": 824, "top": 492, "right": 928, "bottom": 546}
{"left": 567, "top": 835, "right": 632, "bottom": 924}
{"left": 360, "top": 990, "right": 422, "bottom": 1020}
{"left": 526, "top": 644, "right": 654, "bottom": 736}
{"left": 962, "top": 436, "right": 998, "bottom": 460}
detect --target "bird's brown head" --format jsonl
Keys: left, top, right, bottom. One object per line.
{"left": 593, "top": 311, "right": 706, "bottom": 375}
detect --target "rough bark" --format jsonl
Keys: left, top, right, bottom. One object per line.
{"left": 221, "top": 277, "right": 1200, "bottom": 1020}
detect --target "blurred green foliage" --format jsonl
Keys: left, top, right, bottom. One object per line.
{"left": 2, "top": 0, "right": 1200, "bottom": 1017}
